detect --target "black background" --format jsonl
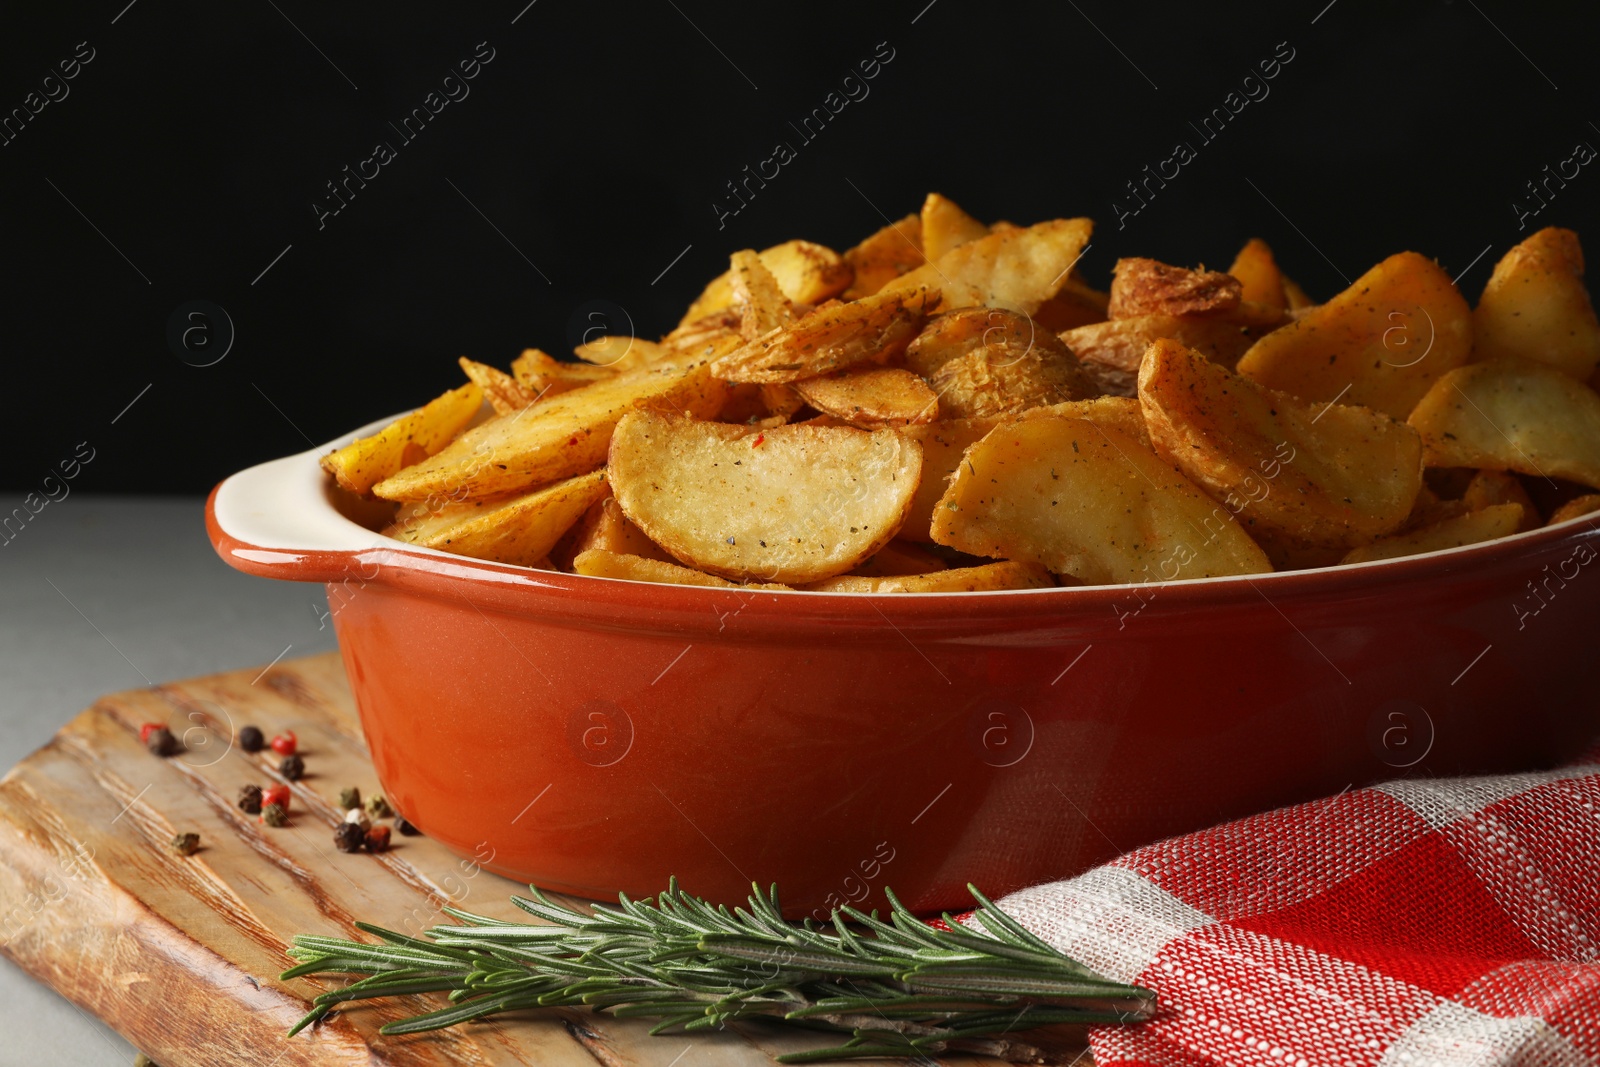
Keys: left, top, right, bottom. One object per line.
{"left": 2, "top": 0, "right": 1595, "bottom": 493}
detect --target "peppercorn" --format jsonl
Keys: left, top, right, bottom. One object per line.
{"left": 135, "top": 1054, "right": 161, "bottom": 1067}
{"left": 238, "top": 725, "right": 265, "bottom": 753}
{"left": 365, "top": 794, "right": 393, "bottom": 819}
{"left": 270, "top": 731, "right": 298, "bottom": 756}
{"left": 146, "top": 727, "right": 180, "bottom": 757}
{"left": 261, "top": 802, "right": 288, "bottom": 827}
{"left": 171, "top": 832, "right": 200, "bottom": 856}
{"left": 364, "top": 825, "right": 392, "bottom": 853}
{"left": 395, "top": 816, "right": 422, "bottom": 837}
{"left": 279, "top": 754, "right": 306, "bottom": 781}
{"left": 262, "top": 783, "right": 291, "bottom": 813}
{"left": 338, "top": 787, "right": 362, "bottom": 811}
{"left": 237, "top": 784, "right": 263, "bottom": 815}
{"left": 333, "top": 823, "right": 365, "bottom": 853}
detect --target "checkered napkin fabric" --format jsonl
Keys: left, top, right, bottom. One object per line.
{"left": 993, "top": 762, "right": 1600, "bottom": 1067}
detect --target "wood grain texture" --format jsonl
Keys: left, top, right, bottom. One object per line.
{"left": 0, "top": 653, "right": 1066, "bottom": 1066}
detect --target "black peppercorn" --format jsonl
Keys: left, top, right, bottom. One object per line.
{"left": 237, "top": 784, "right": 263, "bottom": 815}
{"left": 395, "top": 815, "right": 421, "bottom": 837}
{"left": 146, "top": 727, "right": 180, "bottom": 757}
{"left": 279, "top": 754, "right": 306, "bottom": 781}
{"left": 239, "top": 725, "right": 265, "bottom": 753}
{"left": 333, "top": 822, "right": 365, "bottom": 853}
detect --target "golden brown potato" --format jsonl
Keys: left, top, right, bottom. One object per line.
{"left": 1549, "top": 494, "right": 1600, "bottom": 525}
{"left": 906, "top": 308, "right": 1096, "bottom": 418}
{"left": 1282, "top": 276, "right": 1316, "bottom": 311}
{"left": 1031, "top": 277, "right": 1110, "bottom": 331}
{"left": 321, "top": 382, "right": 483, "bottom": 497}
{"left": 1461, "top": 470, "right": 1539, "bottom": 531}
{"left": 1061, "top": 312, "right": 1286, "bottom": 396}
{"left": 1140, "top": 338, "right": 1423, "bottom": 550}
{"left": 607, "top": 411, "right": 922, "bottom": 584}
{"left": 897, "top": 416, "right": 1004, "bottom": 543}
{"left": 1023, "top": 396, "right": 1151, "bottom": 447}
{"left": 1408, "top": 358, "right": 1600, "bottom": 488}
{"left": 931, "top": 415, "right": 1271, "bottom": 584}
{"left": 710, "top": 288, "right": 930, "bottom": 383}
{"left": 729, "top": 249, "right": 800, "bottom": 341}
{"left": 1341, "top": 503, "right": 1526, "bottom": 565}
{"left": 1228, "top": 238, "right": 1288, "bottom": 313}
{"left": 1235, "top": 251, "right": 1472, "bottom": 419}
{"left": 882, "top": 218, "right": 1094, "bottom": 316}
{"left": 511, "top": 349, "right": 617, "bottom": 400}
{"left": 384, "top": 469, "right": 606, "bottom": 566}
{"left": 572, "top": 549, "right": 790, "bottom": 589}
{"left": 558, "top": 491, "right": 672, "bottom": 566}
{"left": 679, "top": 240, "right": 852, "bottom": 326}
{"left": 459, "top": 357, "right": 536, "bottom": 415}
{"left": 792, "top": 366, "right": 939, "bottom": 428}
{"left": 373, "top": 360, "right": 726, "bottom": 502}
{"left": 574, "top": 335, "right": 670, "bottom": 372}
{"left": 920, "top": 192, "right": 989, "bottom": 260}
{"left": 805, "top": 561, "right": 1054, "bottom": 593}
{"left": 843, "top": 214, "right": 924, "bottom": 300}
{"left": 659, "top": 309, "right": 745, "bottom": 362}
{"left": 1473, "top": 228, "right": 1600, "bottom": 379}
{"left": 845, "top": 540, "right": 947, "bottom": 577}
{"left": 1107, "top": 258, "right": 1242, "bottom": 319}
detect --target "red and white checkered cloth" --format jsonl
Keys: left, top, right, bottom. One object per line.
{"left": 995, "top": 761, "right": 1600, "bottom": 1067}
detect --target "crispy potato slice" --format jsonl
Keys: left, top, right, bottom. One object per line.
{"left": 846, "top": 540, "right": 947, "bottom": 577}
{"left": 907, "top": 308, "right": 1096, "bottom": 417}
{"left": 1140, "top": 338, "right": 1423, "bottom": 549}
{"left": 572, "top": 549, "right": 790, "bottom": 589}
{"left": 710, "top": 287, "right": 930, "bottom": 383}
{"left": 730, "top": 249, "right": 800, "bottom": 341}
{"left": 1462, "top": 470, "right": 1539, "bottom": 530}
{"left": 921, "top": 192, "right": 989, "bottom": 260}
{"left": 511, "top": 349, "right": 617, "bottom": 400}
{"left": 1061, "top": 312, "right": 1286, "bottom": 396}
{"left": 1024, "top": 396, "right": 1151, "bottom": 447}
{"left": 383, "top": 470, "right": 606, "bottom": 566}
{"left": 898, "top": 416, "right": 1003, "bottom": 543}
{"left": 459, "top": 357, "right": 536, "bottom": 415}
{"left": 574, "top": 335, "right": 670, "bottom": 372}
{"left": 1107, "top": 258, "right": 1242, "bottom": 319}
{"left": 1407, "top": 358, "right": 1600, "bottom": 488}
{"left": 1228, "top": 238, "right": 1288, "bottom": 313}
{"left": 759, "top": 383, "right": 804, "bottom": 418}
{"left": 561, "top": 492, "right": 672, "bottom": 564}
{"left": 843, "top": 213, "right": 925, "bottom": 300}
{"left": 1550, "top": 494, "right": 1600, "bottom": 525}
{"left": 881, "top": 218, "right": 1093, "bottom": 316}
{"left": 607, "top": 411, "right": 922, "bottom": 583}
{"left": 1032, "top": 277, "right": 1110, "bottom": 331}
{"left": 1341, "top": 503, "right": 1526, "bottom": 565}
{"left": 660, "top": 309, "right": 746, "bottom": 362}
{"left": 793, "top": 366, "right": 939, "bottom": 428}
{"left": 806, "top": 561, "right": 1054, "bottom": 593}
{"left": 1235, "top": 251, "right": 1472, "bottom": 419}
{"left": 373, "top": 360, "right": 727, "bottom": 502}
{"left": 679, "top": 240, "right": 852, "bottom": 326}
{"left": 1473, "top": 228, "right": 1600, "bottom": 379}
{"left": 931, "top": 415, "right": 1271, "bottom": 584}
{"left": 321, "top": 382, "right": 483, "bottom": 496}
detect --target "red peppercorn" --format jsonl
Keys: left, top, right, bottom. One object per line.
{"left": 270, "top": 731, "right": 297, "bottom": 756}
{"left": 261, "top": 784, "right": 291, "bottom": 813}
{"left": 139, "top": 722, "right": 164, "bottom": 744}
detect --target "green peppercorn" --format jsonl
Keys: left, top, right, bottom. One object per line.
{"left": 365, "top": 794, "right": 393, "bottom": 819}
{"left": 171, "top": 833, "right": 200, "bottom": 856}
{"left": 338, "top": 787, "right": 362, "bottom": 811}
{"left": 261, "top": 802, "right": 288, "bottom": 827}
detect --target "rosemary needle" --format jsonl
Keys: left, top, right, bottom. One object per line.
{"left": 281, "top": 879, "right": 1154, "bottom": 1063}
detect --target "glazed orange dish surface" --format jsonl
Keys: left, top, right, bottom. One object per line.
{"left": 319, "top": 193, "right": 1600, "bottom": 592}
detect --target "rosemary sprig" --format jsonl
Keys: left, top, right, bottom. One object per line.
{"left": 281, "top": 879, "right": 1154, "bottom": 1063}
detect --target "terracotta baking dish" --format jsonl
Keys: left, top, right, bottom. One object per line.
{"left": 208, "top": 418, "right": 1600, "bottom": 917}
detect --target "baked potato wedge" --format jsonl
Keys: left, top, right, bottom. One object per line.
{"left": 384, "top": 469, "right": 607, "bottom": 565}
{"left": 607, "top": 411, "right": 922, "bottom": 584}
{"left": 1228, "top": 238, "right": 1288, "bottom": 313}
{"left": 907, "top": 308, "right": 1096, "bottom": 417}
{"left": 1461, "top": 470, "right": 1539, "bottom": 530}
{"left": 1061, "top": 311, "right": 1286, "bottom": 396}
{"left": 1341, "top": 503, "right": 1526, "bottom": 565}
{"left": 1235, "top": 251, "right": 1472, "bottom": 419}
{"left": 373, "top": 359, "right": 726, "bottom": 501}
{"left": 1139, "top": 338, "right": 1423, "bottom": 549}
{"left": 843, "top": 213, "right": 924, "bottom": 300}
{"left": 1407, "top": 357, "right": 1600, "bottom": 488}
{"left": 792, "top": 366, "right": 939, "bottom": 428}
{"left": 511, "top": 349, "right": 617, "bottom": 399}
{"left": 921, "top": 192, "right": 989, "bottom": 260}
{"left": 882, "top": 218, "right": 1094, "bottom": 316}
{"left": 572, "top": 549, "right": 790, "bottom": 589}
{"left": 1472, "top": 227, "right": 1600, "bottom": 379}
{"left": 805, "top": 560, "right": 1053, "bottom": 593}
{"left": 1549, "top": 494, "right": 1600, "bottom": 525}
{"left": 710, "top": 287, "right": 930, "bottom": 383}
{"left": 845, "top": 539, "right": 947, "bottom": 577}
{"left": 321, "top": 382, "right": 483, "bottom": 496}
{"left": 1107, "top": 258, "right": 1242, "bottom": 319}
{"left": 679, "top": 239, "right": 852, "bottom": 326}
{"left": 930, "top": 415, "right": 1272, "bottom": 584}
{"left": 560, "top": 491, "right": 672, "bottom": 564}
{"left": 459, "top": 357, "right": 537, "bottom": 415}
{"left": 729, "top": 248, "right": 800, "bottom": 341}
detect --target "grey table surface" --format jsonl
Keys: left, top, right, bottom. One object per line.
{"left": 0, "top": 495, "right": 338, "bottom": 1066}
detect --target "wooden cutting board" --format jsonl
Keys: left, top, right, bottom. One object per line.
{"left": 0, "top": 652, "right": 1081, "bottom": 1066}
